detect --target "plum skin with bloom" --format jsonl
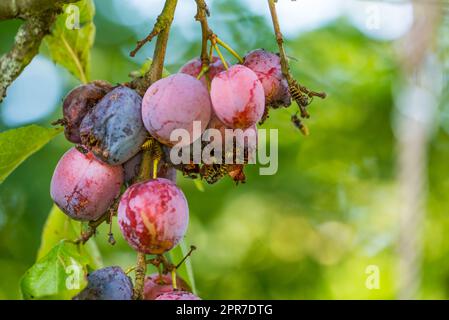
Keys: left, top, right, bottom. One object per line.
{"left": 73, "top": 266, "right": 133, "bottom": 300}
{"left": 50, "top": 147, "right": 123, "bottom": 221}
{"left": 80, "top": 86, "right": 147, "bottom": 165}
{"left": 144, "top": 273, "right": 190, "bottom": 300}
{"left": 141, "top": 73, "right": 212, "bottom": 147}
{"left": 117, "top": 178, "right": 189, "bottom": 254}
{"left": 62, "top": 80, "right": 113, "bottom": 143}
{"left": 179, "top": 56, "right": 226, "bottom": 87}
{"left": 243, "top": 49, "right": 291, "bottom": 108}
{"left": 155, "top": 291, "right": 201, "bottom": 300}
{"left": 210, "top": 65, "right": 265, "bottom": 129}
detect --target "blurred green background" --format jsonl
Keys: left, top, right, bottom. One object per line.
{"left": 1, "top": 0, "right": 448, "bottom": 299}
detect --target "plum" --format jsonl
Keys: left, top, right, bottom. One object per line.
{"left": 80, "top": 86, "right": 147, "bottom": 165}
{"left": 144, "top": 273, "right": 190, "bottom": 300}
{"left": 73, "top": 266, "right": 133, "bottom": 300}
{"left": 210, "top": 65, "right": 264, "bottom": 129}
{"left": 117, "top": 178, "right": 189, "bottom": 254}
{"left": 141, "top": 74, "right": 212, "bottom": 147}
{"left": 179, "top": 56, "right": 226, "bottom": 87}
{"left": 243, "top": 49, "right": 291, "bottom": 108}
{"left": 50, "top": 147, "right": 123, "bottom": 221}
{"left": 61, "top": 80, "right": 113, "bottom": 143}
{"left": 155, "top": 291, "right": 201, "bottom": 300}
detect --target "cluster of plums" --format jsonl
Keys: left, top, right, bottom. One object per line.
{"left": 50, "top": 49, "right": 290, "bottom": 300}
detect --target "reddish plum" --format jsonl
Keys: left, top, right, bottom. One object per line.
{"left": 50, "top": 147, "right": 123, "bottom": 221}
{"left": 117, "top": 178, "right": 189, "bottom": 254}
{"left": 210, "top": 65, "right": 264, "bottom": 129}
{"left": 141, "top": 74, "right": 212, "bottom": 147}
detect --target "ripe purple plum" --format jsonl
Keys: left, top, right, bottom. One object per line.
{"left": 144, "top": 273, "right": 190, "bottom": 300}
{"left": 155, "top": 291, "right": 201, "bottom": 300}
{"left": 73, "top": 266, "right": 133, "bottom": 300}
{"left": 62, "top": 80, "right": 113, "bottom": 143}
{"left": 179, "top": 56, "right": 226, "bottom": 87}
{"left": 141, "top": 74, "right": 212, "bottom": 147}
{"left": 243, "top": 49, "right": 291, "bottom": 108}
{"left": 210, "top": 65, "right": 265, "bottom": 129}
{"left": 50, "top": 147, "right": 123, "bottom": 221}
{"left": 117, "top": 178, "right": 189, "bottom": 254}
{"left": 80, "top": 86, "right": 147, "bottom": 165}
{"left": 123, "top": 152, "right": 177, "bottom": 185}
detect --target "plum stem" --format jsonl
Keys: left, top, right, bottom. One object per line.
{"left": 73, "top": 198, "right": 119, "bottom": 245}
{"left": 212, "top": 42, "right": 229, "bottom": 70}
{"left": 171, "top": 270, "right": 178, "bottom": 290}
{"left": 215, "top": 37, "right": 243, "bottom": 64}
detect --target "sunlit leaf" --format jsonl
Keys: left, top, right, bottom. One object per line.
{"left": 20, "top": 241, "right": 90, "bottom": 300}
{"left": 45, "top": 0, "right": 95, "bottom": 83}
{"left": 37, "top": 205, "right": 103, "bottom": 269}
{"left": 0, "top": 125, "right": 62, "bottom": 184}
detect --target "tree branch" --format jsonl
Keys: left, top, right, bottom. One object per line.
{"left": 0, "top": 0, "right": 76, "bottom": 20}
{"left": 0, "top": 0, "right": 77, "bottom": 103}
{"left": 0, "top": 13, "right": 56, "bottom": 102}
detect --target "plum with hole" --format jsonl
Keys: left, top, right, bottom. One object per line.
{"left": 243, "top": 49, "right": 291, "bottom": 108}
{"left": 80, "top": 86, "right": 147, "bottom": 165}
{"left": 155, "top": 291, "right": 201, "bottom": 300}
{"left": 210, "top": 65, "right": 264, "bottom": 129}
{"left": 142, "top": 74, "right": 212, "bottom": 147}
{"left": 144, "top": 273, "right": 190, "bottom": 300}
{"left": 50, "top": 147, "right": 123, "bottom": 221}
{"left": 61, "top": 80, "right": 113, "bottom": 143}
{"left": 179, "top": 56, "right": 226, "bottom": 87}
{"left": 73, "top": 266, "right": 133, "bottom": 300}
{"left": 118, "top": 178, "right": 189, "bottom": 254}
{"left": 123, "top": 152, "right": 177, "bottom": 185}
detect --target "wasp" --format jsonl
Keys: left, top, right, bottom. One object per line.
{"left": 200, "top": 164, "right": 228, "bottom": 184}
{"left": 288, "top": 79, "right": 326, "bottom": 119}
{"left": 291, "top": 113, "right": 309, "bottom": 136}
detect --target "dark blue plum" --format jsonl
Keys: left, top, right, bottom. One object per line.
{"left": 73, "top": 266, "right": 133, "bottom": 300}
{"left": 80, "top": 86, "right": 147, "bottom": 165}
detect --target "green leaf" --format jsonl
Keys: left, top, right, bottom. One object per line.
{"left": 37, "top": 205, "right": 103, "bottom": 269}
{"left": 169, "top": 240, "right": 197, "bottom": 295}
{"left": 21, "top": 241, "right": 90, "bottom": 300}
{"left": 129, "top": 58, "right": 171, "bottom": 79}
{"left": 44, "top": 0, "right": 95, "bottom": 83}
{"left": 0, "top": 125, "right": 62, "bottom": 184}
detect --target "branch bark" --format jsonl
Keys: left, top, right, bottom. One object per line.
{"left": 0, "top": 0, "right": 76, "bottom": 19}
{"left": 0, "top": 0, "right": 76, "bottom": 103}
